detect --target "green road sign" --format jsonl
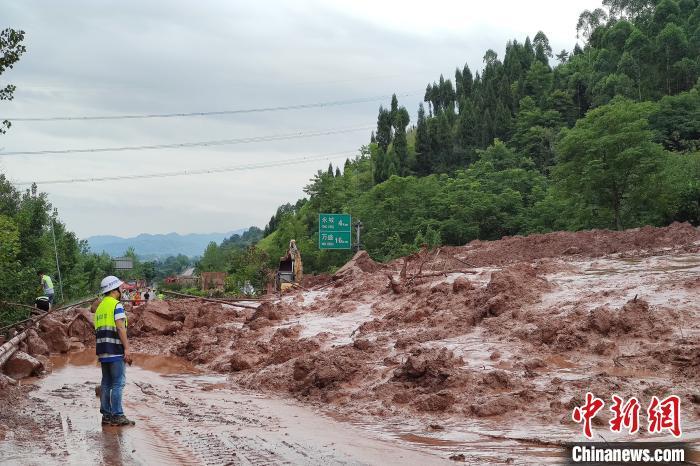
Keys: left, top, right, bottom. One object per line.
{"left": 319, "top": 231, "right": 352, "bottom": 249}
{"left": 319, "top": 213, "right": 352, "bottom": 249}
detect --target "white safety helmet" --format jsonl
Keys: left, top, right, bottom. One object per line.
{"left": 100, "top": 275, "right": 124, "bottom": 294}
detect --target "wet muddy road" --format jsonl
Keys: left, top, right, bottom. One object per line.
{"left": 1, "top": 351, "right": 451, "bottom": 465}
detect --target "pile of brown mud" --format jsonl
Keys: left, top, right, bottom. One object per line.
{"left": 442, "top": 221, "right": 700, "bottom": 267}
{"left": 121, "top": 223, "right": 700, "bottom": 433}
{"left": 3, "top": 223, "right": 699, "bottom": 446}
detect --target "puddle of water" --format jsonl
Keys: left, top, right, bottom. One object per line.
{"left": 48, "top": 349, "right": 200, "bottom": 375}
{"left": 398, "top": 433, "right": 463, "bottom": 447}
{"left": 357, "top": 418, "right": 570, "bottom": 464}
{"left": 129, "top": 353, "right": 199, "bottom": 375}
{"left": 50, "top": 348, "right": 99, "bottom": 369}
{"left": 544, "top": 355, "right": 578, "bottom": 370}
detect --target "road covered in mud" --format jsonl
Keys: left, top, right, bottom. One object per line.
{"left": 2, "top": 223, "right": 699, "bottom": 464}
{"left": 1, "top": 350, "right": 449, "bottom": 465}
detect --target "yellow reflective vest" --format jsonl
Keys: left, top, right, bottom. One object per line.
{"left": 94, "top": 296, "right": 127, "bottom": 361}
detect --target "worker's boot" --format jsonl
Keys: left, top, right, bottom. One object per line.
{"left": 101, "top": 415, "right": 112, "bottom": 425}
{"left": 110, "top": 415, "right": 136, "bottom": 426}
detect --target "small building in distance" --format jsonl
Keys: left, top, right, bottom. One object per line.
{"left": 176, "top": 267, "right": 199, "bottom": 287}
{"left": 201, "top": 272, "right": 226, "bottom": 291}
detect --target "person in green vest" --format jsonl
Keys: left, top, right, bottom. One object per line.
{"left": 37, "top": 270, "right": 54, "bottom": 309}
{"left": 95, "top": 275, "right": 135, "bottom": 427}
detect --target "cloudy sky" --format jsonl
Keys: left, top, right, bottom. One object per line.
{"left": 1, "top": 0, "right": 601, "bottom": 238}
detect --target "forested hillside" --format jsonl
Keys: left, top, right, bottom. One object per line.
{"left": 0, "top": 176, "right": 116, "bottom": 325}
{"left": 259, "top": 0, "right": 700, "bottom": 274}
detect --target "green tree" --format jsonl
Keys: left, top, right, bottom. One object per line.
{"left": 577, "top": 8, "right": 608, "bottom": 43}
{"left": 198, "top": 241, "right": 227, "bottom": 272}
{"left": 393, "top": 107, "right": 410, "bottom": 175}
{"left": 376, "top": 106, "right": 393, "bottom": 152}
{"left": 0, "top": 28, "right": 26, "bottom": 134}
{"left": 556, "top": 49, "right": 570, "bottom": 64}
{"left": 555, "top": 98, "right": 664, "bottom": 230}
{"left": 415, "top": 103, "right": 432, "bottom": 175}
{"left": 656, "top": 22, "right": 688, "bottom": 94}
{"left": 0, "top": 215, "right": 23, "bottom": 297}
{"left": 140, "top": 261, "right": 157, "bottom": 283}
{"left": 650, "top": 88, "right": 700, "bottom": 151}
{"left": 390, "top": 94, "right": 398, "bottom": 122}
{"left": 372, "top": 146, "right": 388, "bottom": 184}
{"left": 525, "top": 61, "right": 553, "bottom": 107}
{"left": 658, "top": 151, "right": 700, "bottom": 225}
{"left": 533, "top": 31, "right": 553, "bottom": 65}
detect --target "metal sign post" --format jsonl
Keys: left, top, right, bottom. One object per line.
{"left": 353, "top": 220, "right": 363, "bottom": 252}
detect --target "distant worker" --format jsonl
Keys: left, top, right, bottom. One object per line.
{"left": 122, "top": 289, "right": 130, "bottom": 302}
{"left": 94, "top": 275, "right": 135, "bottom": 426}
{"left": 144, "top": 289, "right": 150, "bottom": 302}
{"left": 157, "top": 291, "right": 164, "bottom": 301}
{"left": 37, "top": 270, "right": 55, "bottom": 309}
{"left": 133, "top": 290, "right": 141, "bottom": 306}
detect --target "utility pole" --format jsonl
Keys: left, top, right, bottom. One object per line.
{"left": 50, "top": 218, "right": 65, "bottom": 302}
{"left": 353, "top": 220, "right": 363, "bottom": 252}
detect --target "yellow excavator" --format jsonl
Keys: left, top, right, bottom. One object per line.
{"left": 275, "top": 239, "right": 303, "bottom": 292}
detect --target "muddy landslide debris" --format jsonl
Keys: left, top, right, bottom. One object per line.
{"left": 3, "top": 223, "right": 699, "bottom": 437}
{"left": 3, "top": 351, "right": 43, "bottom": 379}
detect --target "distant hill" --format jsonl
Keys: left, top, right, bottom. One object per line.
{"left": 86, "top": 229, "right": 247, "bottom": 259}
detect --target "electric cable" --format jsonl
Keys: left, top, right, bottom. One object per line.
{"left": 0, "top": 125, "right": 373, "bottom": 156}
{"left": 12, "top": 150, "right": 358, "bottom": 185}
{"left": 3, "top": 91, "right": 420, "bottom": 122}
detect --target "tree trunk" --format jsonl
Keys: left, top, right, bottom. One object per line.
{"left": 613, "top": 194, "right": 622, "bottom": 231}
{"left": 612, "top": 181, "right": 622, "bottom": 231}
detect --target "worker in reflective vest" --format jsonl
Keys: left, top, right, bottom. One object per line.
{"left": 37, "top": 270, "right": 54, "bottom": 309}
{"left": 94, "top": 275, "right": 135, "bottom": 427}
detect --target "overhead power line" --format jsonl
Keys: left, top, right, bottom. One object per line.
{"left": 12, "top": 150, "right": 358, "bottom": 186}
{"left": 3, "top": 91, "right": 420, "bottom": 122}
{"left": 0, "top": 125, "right": 373, "bottom": 156}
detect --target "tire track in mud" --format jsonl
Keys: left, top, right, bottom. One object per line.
{"left": 131, "top": 380, "right": 249, "bottom": 465}
{"left": 153, "top": 386, "right": 324, "bottom": 465}
{"left": 123, "top": 377, "right": 356, "bottom": 466}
